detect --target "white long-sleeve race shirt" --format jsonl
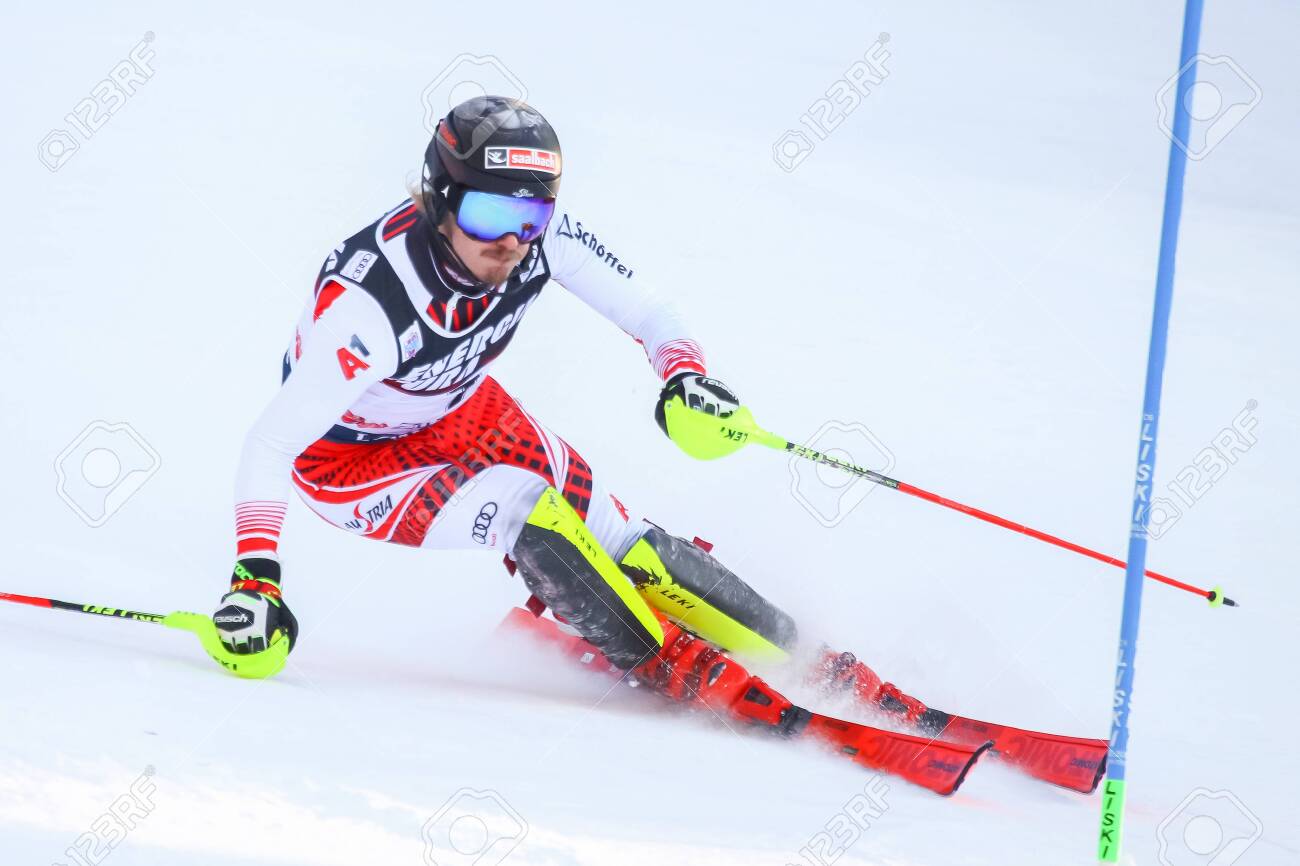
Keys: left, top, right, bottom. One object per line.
{"left": 233, "top": 200, "right": 706, "bottom": 558}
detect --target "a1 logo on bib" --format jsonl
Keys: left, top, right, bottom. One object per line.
{"left": 336, "top": 334, "right": 371, "bottom": 380}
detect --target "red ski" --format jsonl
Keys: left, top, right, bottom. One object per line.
{"left": 915, "top": 710, "right": 1107, "bottom": 794}
{"left": 822, "top": 649, "right": 1108, "bottom": 793}
{"left": 801, "top": 712, "right": 989, "bottom": 795}
{"left": 498, "top": 607, "right": 990, "bottom": 795}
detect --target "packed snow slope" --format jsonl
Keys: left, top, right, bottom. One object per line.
{"left": 3, "top": 1, "right": 1297, "bottom": 864}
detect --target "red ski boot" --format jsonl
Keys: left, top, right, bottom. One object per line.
{"left": 816, "top": 649, "right": 929, "bottom": 724}
{"left": 634, "top": 620, "right": 810, "bottom": 734}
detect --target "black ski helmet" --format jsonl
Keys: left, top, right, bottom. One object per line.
{"left": 421, "top": 95, "right": 562, "bottom": 222}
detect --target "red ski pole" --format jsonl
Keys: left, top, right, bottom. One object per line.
{"left": 769, "top": 431, "right": 1235, "bottom": 606}
{"left": 663, "top": 403, "right": 1237, "bottom": 608}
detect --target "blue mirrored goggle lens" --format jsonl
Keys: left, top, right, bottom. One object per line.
{"left": 455, "top": 190, "right": 555, "bottom": 243}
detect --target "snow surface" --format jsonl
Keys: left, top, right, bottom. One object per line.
{"left": 3, "top": 2, "right": 1298, "bottom": 864}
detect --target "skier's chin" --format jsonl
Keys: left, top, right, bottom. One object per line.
{"left": 472, "top": 252, "right": 525, "bottom": 285}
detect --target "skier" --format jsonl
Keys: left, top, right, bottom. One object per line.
{"left": 212, "top": 95, "right": 917, "bottom": 725}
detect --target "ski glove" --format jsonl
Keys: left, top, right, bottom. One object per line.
{"left": 212, "top": 557, "right": 299, "bottom": 655}
{"left": 655, "top": 373, "right": 751, "bottom": 460}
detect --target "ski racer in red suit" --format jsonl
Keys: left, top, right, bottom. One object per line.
{"left": 212, "top": 95, "right": 918, "bottom": 726}
{"left": 206, "top": 96, "right": 1112, "bottom": 796}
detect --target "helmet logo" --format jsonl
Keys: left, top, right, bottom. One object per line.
{"left": 483, "top": 146, "right": 560, "bottom": 175}
{"left": 512, "top": 188, "right": 534, "bottom": 197}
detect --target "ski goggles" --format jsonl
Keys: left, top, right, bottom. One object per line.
{"left": 453, "top": 188, "right": 555, "bottom": 243}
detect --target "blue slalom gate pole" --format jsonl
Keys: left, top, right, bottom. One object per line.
{"left": 1097, "top": 0, "right": 1205, "bottom": 860}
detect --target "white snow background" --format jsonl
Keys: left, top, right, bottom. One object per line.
{"left": 2, "top": 2, "right": 1297, "bottom": 864}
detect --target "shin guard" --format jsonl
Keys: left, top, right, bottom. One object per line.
{"left": 511, "top": 487, "right": 664, "bottom": 669}
{"left": 619, "top": 526, "right": 797, "bottom": 660}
